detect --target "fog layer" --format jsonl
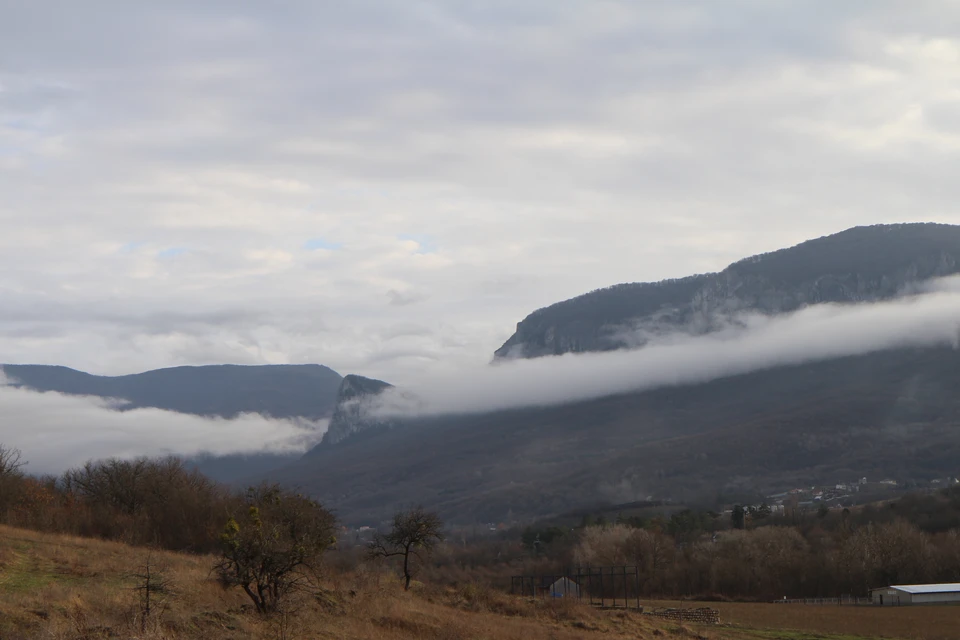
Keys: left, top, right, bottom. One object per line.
{"left": 5, "top": 278, "right": 960, "bottom": 472}
{"left": 0, "top": 375, "right": 326, "bottom": 473}
{"left": 376, "top": 277, "right": 960, "bottom": 417}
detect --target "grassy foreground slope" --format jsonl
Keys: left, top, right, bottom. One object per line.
{"left": 0, "top": 524, "right": 660, "bottom": 640}
{"left": 0, "top": 523, "right": 940, "bottom": 640}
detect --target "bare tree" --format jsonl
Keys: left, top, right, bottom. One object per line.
{"left": 627, "top": 528, "right": 674, "bottom": 595}
{"left": 61, "top": 456, "right": 229, "bottom": 550}
{"left": 63, "top": 458, "right": 149, "bottom": 515}
{"left": 0, "top": 445, "right": 26, "bottom": 516}
{"left": 0, "top": 446, "right": 25, "bottom": 478}
{"left": 368, "top": 506, "right": 443, "bottom": 590}
{"left": 214, "top": 484, "right": 336, "bottom": 615}
{"left": 127, "top": 554, "right": 173, "bottom": 633}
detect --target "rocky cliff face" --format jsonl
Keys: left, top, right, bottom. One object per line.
{"left": 495, "top": 223, "right": 960, "bottom": 359}
{"left": 313, "top": 374, "right": 394, "bottom": 448}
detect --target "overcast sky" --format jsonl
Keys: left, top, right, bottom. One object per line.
{"left": 3, "top": 1, "right": 960, "bottom": 382}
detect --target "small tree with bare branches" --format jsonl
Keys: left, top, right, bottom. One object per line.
{"left": 127, "top": 554, "right": 173, "bottom": 633}
{"left": 368, "top": 506, "right": 443, "bottom": 590}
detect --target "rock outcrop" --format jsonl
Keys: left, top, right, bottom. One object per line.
{"left": 313, "top": 374, "right": 394, "bottom": 448}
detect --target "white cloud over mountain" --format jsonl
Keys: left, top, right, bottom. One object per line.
{"left": 378, "top": 277, "right": 960, "bottom": 415}
{"left": 0, "top": 371, "right": 325, "bottom": 473}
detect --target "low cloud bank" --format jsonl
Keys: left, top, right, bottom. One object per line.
{"left": 0, "top": 375, "right": 326, "bottom": 474}
{"left": 6, "top": 277, "right": 960, "bottom": 471}
{"left": 376, "top": 276, "right": 960, "bottom": 417}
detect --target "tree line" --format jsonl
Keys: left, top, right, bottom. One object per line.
{"left": 0, "top": 449, "right": 230, "bottom": 551}
{"left": 0, "top": 446, "right": 444, "bottom": 615}
{"left": 474, "top": 494, "right": 960, "bottom": 601}
{"left": 564, "top": 520, "right": 960, "bottom": 600}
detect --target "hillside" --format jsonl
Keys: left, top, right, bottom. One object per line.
{"left": 3, "top": 523, "right": 957, "bottom": 639}
{"left": 278, "top": 226, "right": 960, "bottom": 521}
{"left": 1, "top": 363, "right": 343, "bottom": 420}
{"left": 0, "top": 524, "right": 694, "bottom": 640}
{"left": 495, "top": 223, "right": 960, "bottom": 359}
{"left": 278, "top": 347, "right": 960, "bottom": 525}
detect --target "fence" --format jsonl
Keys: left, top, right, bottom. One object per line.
{"left": 773, "top": 596, "right": 872, "bottom": 605}
{"left": 510, "top": 566, "right": 641, "bottom": 610}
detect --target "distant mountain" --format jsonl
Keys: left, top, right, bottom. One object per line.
{"left": 495, "top": 223, "right": 960, "bottom": 359}
{"left": 309, "top": 375, "right": 395, "bottom": 449}
{"left": 1, "top": 364, "right": 343, "bottom": 420}
{"left": 268, "top": 223, "right": 960, "bottom": 525}
{"left": 275, "top": 347, "right": 960, "bottom": 525}
{"left": 1, "top": 363, "right": 345, "bottom": 485}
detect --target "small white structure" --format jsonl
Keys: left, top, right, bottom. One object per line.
{"left": 547, "top": 577, "right": 582, "bottom": 599}
{"left": 871, "top": 583, "right": 960, "bottom": 606}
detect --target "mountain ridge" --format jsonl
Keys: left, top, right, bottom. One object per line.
{"left": 267, "top": 223, "right": 960, "bottom": 523}
{"left": 495, "top": 223, "right": 960, "bottom": 359}
{"left": 7, "top": 224, "right": 960, "bottom": 524}
{"left": 1, "top": 363, "right": 343, "bottom": 420}
{"left": 274, "top": 346, "right": 960, "bottom": 525}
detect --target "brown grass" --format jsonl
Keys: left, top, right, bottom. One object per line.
{"left": 0, "top": 524, "right": 683, "bottom": 640}
{"left": 642, "top": 598, "right": 959, "bottom": 640}
{"left": 0, "top": 523, "right": 939, "bottom": 639}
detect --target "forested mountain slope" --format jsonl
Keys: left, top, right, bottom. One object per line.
{"left": 278, "top": 347, "right": 960, "bottom": 525}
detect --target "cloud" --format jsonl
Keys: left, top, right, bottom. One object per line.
{"left": 158, "top": 247, "right": 188, "bottom": 259}
{"left": 4, "top": 2, "right": 960, "bottom": 384}
{"left": 398, "top": 234, "right": 439, "bottom": 254}
{"left": 304, "top": 238, "right": 343, "bottom": 251}
{"left": 375, "top": 277, "right": 960, "bottom": 416}
{"left": 386, "top": 289, "right": 429, "bottom": 307}
{"left": 0, "top": 374, "right": 327, "bottom": 474}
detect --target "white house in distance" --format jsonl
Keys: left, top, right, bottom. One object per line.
{"left": 871, "top": 583, "right": 960, "bottom": 606}
{"left": 547, "top": 577, "right": 582, "bottom": 599}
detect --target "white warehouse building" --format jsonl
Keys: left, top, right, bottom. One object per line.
{"left": 871, "top": 583, "right": 960, "bottom": 606}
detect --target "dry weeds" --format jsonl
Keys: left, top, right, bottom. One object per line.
{"left": 643, "top": 598, "right": 959, "bottom": 640}
{"left": 0, "top": 524, "right": 941, "bottom": 639}
{"left": 0, "top": 524, "right": 671, "bottom": 639}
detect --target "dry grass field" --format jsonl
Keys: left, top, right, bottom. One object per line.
{"left": 642, "top": 598, "right": 960, "bottom": 640}
{"left": 0, "top": 524, "right": 671, "bottom": 639}
{"left": 0, "top": 523, "right": 950, "bottom": 640}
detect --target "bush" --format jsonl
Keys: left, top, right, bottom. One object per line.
{"left": 214, "top": 483, "right": 336, "bottom": 614}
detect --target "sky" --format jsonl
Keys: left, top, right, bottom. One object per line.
{"left": 4, "top": 1, "right": 960, "bottom": 382}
